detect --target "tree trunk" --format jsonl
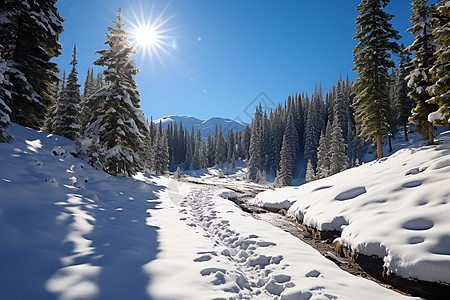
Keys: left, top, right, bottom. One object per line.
{"left": 428, "top": 122, "right": 434, "bottom": 145}
{"left": 404, "top": 122, "right": 408, "bottom": 141}
{"left": 377, "top": 134, "right": 383, "bottom": 159}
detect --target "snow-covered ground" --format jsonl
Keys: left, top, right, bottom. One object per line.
{"left": 251, "top": 130, "right": 450, "bottom": 286}
{"left": 0, "top": 124, "right": 420, "bottom": 299}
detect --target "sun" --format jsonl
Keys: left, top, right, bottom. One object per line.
{"left": 133, "top": 25, "right": 158, "bottom": 48}
{"left": 127, "top": 1, "right": 176, "bottom": 65}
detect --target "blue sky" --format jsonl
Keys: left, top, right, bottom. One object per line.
{"left": 55, "top": 0, "right": 414, "bottom": 123}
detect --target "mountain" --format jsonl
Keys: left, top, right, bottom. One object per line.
{"left": 154, "top": 115, "right": 248, "bottom": 137}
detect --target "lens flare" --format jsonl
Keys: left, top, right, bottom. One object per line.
{"left": 127, "top": 1, "right": 176, "bottom": 66}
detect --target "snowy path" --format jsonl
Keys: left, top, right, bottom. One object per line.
{"left": 145, "top": 177, "right": 417, "bottom": 299}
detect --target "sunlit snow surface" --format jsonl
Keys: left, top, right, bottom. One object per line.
{"left": 252, "top": 131, "right": 450, "bottom": 285}
{"left": 0, "top": 124, "right": 417, "bottom": 299}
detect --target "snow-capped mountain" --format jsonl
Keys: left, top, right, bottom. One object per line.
{"left": 154, "top": 115, "right": 248, "bottom": 137}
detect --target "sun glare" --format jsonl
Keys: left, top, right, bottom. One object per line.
{"left": 127, "top": 1, "right": 176, "bottom": 65}
{"left": 134, "top": 25, "right": 158, "bottom": 48}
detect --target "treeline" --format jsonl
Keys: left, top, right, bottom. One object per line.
{"left": 164, "top": 122, "right": 250, "bottom": 171}
{"left": 246, "top": 78, "right": 365, "bottom": 186}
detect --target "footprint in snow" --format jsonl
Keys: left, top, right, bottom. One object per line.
{"left": 194, "top": 254, "right": 213, "bottom": 262}
{"left": 402, "top": 217, "right": 434, "bottom": 231}
{"left": 272, "top": 274, "right": 291, "bottom": 283}
{"left": 200, "top": 267, "right": 227, "bottom": 276}
{"left": 257, "top": 241, "right": 277, "bottom": 247}
{"left": 405, "top": 167, "right": 420, "bottom": 175}
{"left": 408, "top": 236, "right": 424, "bottom": 244}
{"left": 402, "top": 180, "right": 422, "bottom": 188}
{"left": 305, "top": 269, "right": 321, "bottom": 278}
{"left": 334, "top": 187, "right": 366, "bottom": 201}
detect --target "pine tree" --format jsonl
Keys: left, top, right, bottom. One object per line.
{"left": 248, "top": 105, "right": 263, "bottom": 180}
{"left": 174, "top": 166, "right": 182, "bottom": 179}
{"left": 334, "top": 79, "right": 350, "bottom": 137}
{"left": 316, "top": 130, "right": 330, "bottom": 179}
{"left": 242, "top": 126, "right": 251, "bottom": 160}
{"left": 81, "top": 9, "right": 150, "bottom": 176}
{"left": 83, "top": 68, "right": 95, "bottom": 98}
{"left": 53, "top": 45, "right": 82, "bottom": 140}
{"left": 43, "top": 71, "right": 65, "bottom": 133}
{"left": 276, "top": 134, "right": 294, "bottom": 186}
{"left": 352, "top": 0, "right": 401, "bottom": 159}
{"left": 193, "top": 129, "right": 203, "bottom": 170}
{"left": 214, "top": 125, "right": 227, "bottom": 165}
{"left": 427, "top": 0, "right": 450, "bottom": 123}
{"left": 152, "top": 122, "right": 169, "bottom": 175}
{"left": 407, "top": 0, "right": 439, "bottom": 144}
{"left": 330, "top": 115, "right": 349, "bottom": 175}
{"left": 0, "top": 59, "right": 13, "bottom": 143}
{"left": 394, "top": 44, "right": 415, "bottom": 140}
{"left": 0, "top": 0, "right": 64, "bottom": 129}
{"left": 305, "top": 159, "right": 316, "bottom": 183}
{"left": 184, "top": 126, "right": 194, "bottom": 169}
{"left": 226, "top": 128, "right": 235, "bottom": 162}
{"left": 303, "top": 95, "right": 320, "bottom": 169}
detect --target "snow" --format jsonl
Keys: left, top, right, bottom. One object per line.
{"left": 428, "top": 110, "right": 446, "bottom": 123}
{"left": 0, "top": 124, "right": 418, "bottom": 299}
{"left": 252, "top": 130, "right": 450, "bottom": 285}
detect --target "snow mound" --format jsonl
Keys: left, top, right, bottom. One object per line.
{"left": 254, "top": 131, "right": 450, "bottom": 284}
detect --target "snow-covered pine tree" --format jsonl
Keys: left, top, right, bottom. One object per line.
{"left": 276, "top": 133, "right": 294, "bottom": 186}
{"left": 305, "top": 159, "right": 316, "bottom": 183}
{"left": 285, "top": 113, "right": 299, "bottom": 165}
{"left": 184, "top": 126, "right": 194, "bottom": 169}
{"left": 152, "top": 121, "right": 169, "bottom": 175}
{"left": 174, "top": 166, "right": 182, "bottom": 179}
{"left": 352, "top": 0, "right": 400, "bottom": 159}
{"left": 205, "top": 134, "right": 215, "bottom": 167}
{"left": 193, "top": 129, "right": 203, "bottom": 170}
{"left": 83, "top": 68, "right": 96, "bottom": 99}
{"left": 316, "top": 130, "right": 330, "bottom": 179}
{"left": 226, "top": 128, "right": 235, "bottom": 163}
{"left": 248, "top": 104, "right": 264, "bottom": 180}
{"left": 334, "top": 79, "right": 350, "bottom": 138}
{"left": 407, "top": 0, "right": 439, "bottom": 144}
{"left": 95, "top": 72, "right": 104, "bottom": 90}
{"left": 330, "top": 114, "right": 349, "bottom": 175}
{"left": 241, "top": 126, "right": 251, "bottom": 160}
{"left": 235, "top": 131, "right": 243, "bottom": 160}
{"left": 177, "top": 121, "right": 186, "bottom": 164}
{"left": 303, "top": 86, "right": 324, "bottom": 171}
{"left": 214, "top": 125, "right": 227, "bottom": 166}
{"left": 53, "top": 45, "right": 82, "bottom": 140}
{"left": 394, "top": 44, "right": 414, "bottom": 140}
{"left": 427, "top": 0, "right": 450, "bottom": 124}
{"left": 82, "top": 9, "right": 150, "bottom": 176}
{"left": 43, "top": 71, "right": 65, "bottom": 133}
{"left": 0, "top": 59, "right": 13, "bottom": 143}
{"left": 0, "top": 0, "right": 64, "bottom": 129}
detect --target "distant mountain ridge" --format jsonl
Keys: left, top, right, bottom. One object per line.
{"left": 154, "top": 115, "right": 248, "bottom": 137}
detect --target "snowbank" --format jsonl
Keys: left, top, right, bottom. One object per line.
{"left": 253, "top": 131, "right": 450, "bottom": 284}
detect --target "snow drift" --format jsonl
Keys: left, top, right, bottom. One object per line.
{"left": 252, "top": 131, "right": 450, "bottom": 285}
